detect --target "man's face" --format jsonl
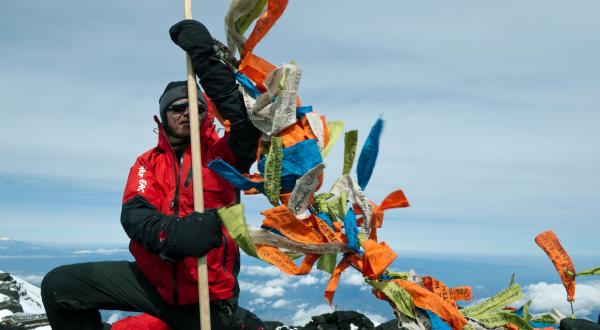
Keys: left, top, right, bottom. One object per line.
{"left": 166, "top": 98, "right": 207, "bottom": 139}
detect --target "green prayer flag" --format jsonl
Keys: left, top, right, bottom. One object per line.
{"left": 342, "top": 130, "right": 358, "bottom": 175}
{"left": 475, "top": 312, "right": 533, "bottom": 330}
{"left": 321, "top": 121, "right": 344, "bottom": 158}
{"left": 461, "top": 283, "right": 522, "bottom": 318}
{"left": 530, "top": 313, "right": 558, "bottom": 324}
{"left": 218, "top": 204, "right": 257, "bottom": 258}
{"left": 234, "top": 0, "right": 267, "bottom": 34}
{"left": 577, "top": 266, "right": 600, "bottom": 276}
{"left": 368, "top": 280, "right": 416, "bottom": 319}
{"left": 317, "top": 253, "right": 337, "bottom": 274}
{"left": 264, "top": 137, "right": 283, "bottom": 206}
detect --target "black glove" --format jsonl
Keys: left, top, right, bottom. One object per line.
{"left": 169, "top": 20, "right": 260, "bottom": 173}
{"left": 169, "top": 19, "right": 215, "bottom": 64}
{"left": 165, "top": 210, "right": 223, "bottom": 259}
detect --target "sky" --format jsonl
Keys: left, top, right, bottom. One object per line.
{"left": 1, "top": 1, "right": 599, "bottom": 257}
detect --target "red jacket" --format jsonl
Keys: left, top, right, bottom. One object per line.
{"left": 121, "top": 110, "right": 241, "bottom": 305}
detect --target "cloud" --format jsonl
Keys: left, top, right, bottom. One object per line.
{"left": 240, "top": 265, "right": 281, "bottom": 277}
{"left": 522, "top": 281, "right": 600, "bottom": 319}
{"left": 239, "top": 280, "right": 285, "bottom": 298}
{"left": 248, "top": 298, "right": 267, "bottom": 307}
{"left": 257, "top": 286, "right": 285, "bottom": 298}
{"left": 290, "top": 275, "right": 320, "bottom": 288}
{"left": 72, "top": 249, "right": 128, "bottom": 255}
{"left": 264, "top": 277, "right": 291, "bottom": 287}
{"left": 240, "top": 272, "right": 324, "bottom": 300}
{"left": 291, "top": 304, "right": 334, "bottom": 326}
{"left": 341, "top": 270, "right": 366, "bottom": 286}
{"left": 272, "top": 299, "right": 291, "bottom": 309}
{"left": 22, "top": 275, "right": 44, "bottom": 286}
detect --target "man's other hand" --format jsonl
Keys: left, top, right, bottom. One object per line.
{"left": 167, "top": 209, "right": 222, "bottom": 259}
{"left": 169, "top": 19, "right": 214, "bottom": 60}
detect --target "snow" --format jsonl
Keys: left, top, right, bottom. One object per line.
{"left": 0, "top": 293, "right": 9, "bottom": 304}
{"left": 0, "top": 271, "right": 48, "bottom": 329}
{"left": 0, "top": 309, "right": 13, "bottom": 319}
{"left": 12, "top": 274, "right": 45, "bottom": 313}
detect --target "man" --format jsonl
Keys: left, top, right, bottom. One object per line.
{"left": 41, "top": 20, "right": 261, "bottom": 329}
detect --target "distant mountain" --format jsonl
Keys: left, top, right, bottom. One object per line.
{"left": 0, "top": 238, "right": 130, "bottom": 259}
{"left": 0, "top": 238, "right": 73, "bottom": 257}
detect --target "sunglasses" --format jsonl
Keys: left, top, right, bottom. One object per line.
{"left": 167, "top": 102, "right": 207, "bottom": 114}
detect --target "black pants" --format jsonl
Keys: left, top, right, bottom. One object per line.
{"left": 41, "top": 261, "right": 237, "bottom": 330}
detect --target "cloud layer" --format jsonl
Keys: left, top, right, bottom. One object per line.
{"left": 1, "top": 1, "right": 599, "bottom": 254}
{"left": 523, "top": 281, "right": 600, "bottom": 319}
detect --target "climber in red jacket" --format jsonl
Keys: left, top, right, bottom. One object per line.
{"left": 41, "top": 19, "right": 261, "bottom": 330}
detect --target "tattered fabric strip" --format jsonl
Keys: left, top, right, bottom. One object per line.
{"left": 343, "top": 130, "right": 358, "bottom": 176}
{"left": 357, "top": 117, "right": 384, "bottom": 191}
{"left": 264, "top": 136, "right": 283, "bottom": 205}
{"left": 330, "top": 175, "right": 373, "bottom": 234}
{"left": 321, "top": 121, "right": 344, "bottom": 158}
{"left": 249, "top": 229, "right": 350, "bottom": 254}
{"left": 242, "top": 0, "right": 289, "bottom": 58}
{"left": 461, "top": 283, "right": 523, "bottom": 318}
{"left": 288, "top": 163, "right": 326, "bottom": 216}
{"left": 248, "top": 62, "right": 301, "bottom": 136}
{"left": 224, "top": 0, "right": 267, "bottom": 55}
{"left": 257, "top": 139, "right": 323, "bottom": 179}
{"left": 535, "top": 230, "right": 576, "bottom": 301}
{"left": 219, "top": 204, "right": 258, "bottom": 258}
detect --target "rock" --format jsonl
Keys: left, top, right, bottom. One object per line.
{"left": 302, "top": 311, "right": 375, "bottom": 330}
{"left": 0, "top": 273, "right": 13, "bottom": 283}
{"left": 560, "top": 318, "right": 600, "bottom": 330}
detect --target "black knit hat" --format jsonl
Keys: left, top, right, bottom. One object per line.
{"left": 159, "top": 81, "right": 207, "bottom": 133}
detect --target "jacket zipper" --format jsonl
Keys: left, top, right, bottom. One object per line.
{"left": 171, "top": 156, "right": 182, "bottom": 306}
{"left": 222, "top": 233, "right": 228, "bottom": 270}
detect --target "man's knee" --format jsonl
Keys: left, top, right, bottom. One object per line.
{"left": 41, "top": 263, "right": 94, "bottom": 309}
{"left": 41, "top": 265, "right": 69, "bottom": 304}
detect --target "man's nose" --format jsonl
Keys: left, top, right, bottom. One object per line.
{"left": 182, "top": 106, "right": 190, "bottom": 117}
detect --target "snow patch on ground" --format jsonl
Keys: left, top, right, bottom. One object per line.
{"left": 12, "top": 274, "right": 45, "bottom": 313}
{"left": 0, "top": 309, "right": 12, "bottom": 319}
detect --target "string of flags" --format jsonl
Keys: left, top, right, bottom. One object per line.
{"left": 207, "top": 1, "right": 600, "bottom": 329}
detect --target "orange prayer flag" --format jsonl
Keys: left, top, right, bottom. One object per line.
{"left": 449, "top": 286, "right": 472, "bottom": 302}
{"left": 324, "top": 256, "right": 351, "bottom": 305}
{"left": 241, "top": 0, "right": 289, "bottom": 58}
{"left": 422, "top": 276, "right": 454, "bottom": 305}
{"left": 239, "top": 52, "right": 276, "bottom": 92}
{"left": 278, "top": 116, "right": 319, "bottom": 148}
{"left": 279, "top": 192, "right": 291, "bottom": 206}
{"left": 369, "top": 190, "right": 410, "bottom": 240}
{"left": 362, "top": 240, "right": 397, "bottom": 278}
{"left": 310, "top": 216, "right": 342, "bottom": 243}
{"left": 393, "top": 279, "right": 468, "bottom": 330}
{"left": 255, "top": 244, "right": 319, "bottom": 275}
{"left": 535, "top": 230, "right": 576, "bottom": 301}
{"left": 261, "top": 206, "right": 323, "bottom": 244}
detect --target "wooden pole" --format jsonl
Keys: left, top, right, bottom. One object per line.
{"left": 182, "top": 1, "right": 211, "bottom": 329}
